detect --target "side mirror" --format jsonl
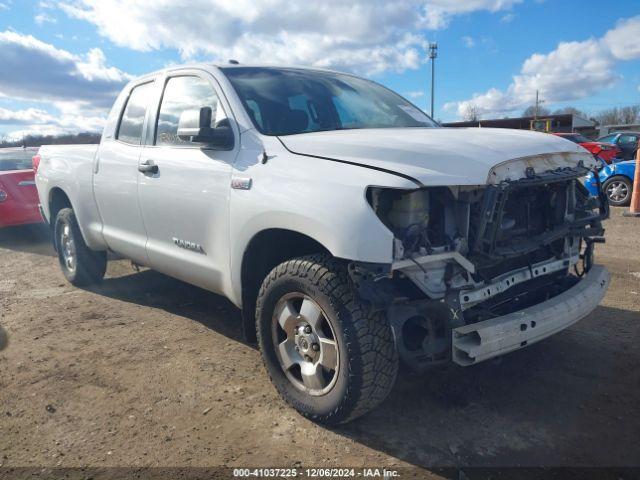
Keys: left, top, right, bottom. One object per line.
{"left": 177, "top": 106, "right": 233, "bottom": 149}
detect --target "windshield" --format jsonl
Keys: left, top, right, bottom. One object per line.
{"left": 221, "top": 67, "right": 438, "bottom": 136}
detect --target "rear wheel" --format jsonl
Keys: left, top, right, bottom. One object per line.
{"left": 256, "top": 254, "right": 398, "bottom": 424}
{"left": 603, "top": 176, "right": 632, "bottom": 206}
{"left": 54, "top": 208, "right": 106, "bottom": 286}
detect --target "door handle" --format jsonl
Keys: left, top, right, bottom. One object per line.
{"left": 138, "top": 159, "right": 158, "bottom": 174}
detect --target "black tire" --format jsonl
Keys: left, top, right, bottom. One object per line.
{"left": 54, "top": 208, "right": 107, "bottom": 286}
{"left": 602, "top": 176, "right": 633, "bottom": 206}
{"left": 256, "top": 254, "right": 398, "bottom": 424}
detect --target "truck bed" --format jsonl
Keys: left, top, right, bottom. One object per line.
{"left": 35, "top": 143, "right": 102, "bottom": 248}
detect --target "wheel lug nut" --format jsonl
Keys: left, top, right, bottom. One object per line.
{"left": 311, "top": 343, "right": 319, "bottom": 352}
{"left": 304, "top": 325, "right": 312, "bottom": 334}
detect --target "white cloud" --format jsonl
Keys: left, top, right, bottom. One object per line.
{"left": 0, "top": 102, "right": 108, "bottom": 139}
{"left": 56, "top": 0, "right": 521, "bottom": 74}
{"left": 0, "top": 107, "right": 56, "bottom": 125}
{"left": 3, "top": 125, "right": 71, "bottom": 141}
{"left": 0, "top": 30, "right": 130, "bottom": 107}
{"left": 406, "top": 90, "right": 425, "bottom": 98}
{"left": 0, "top": 31, "right": 130, "bottom": 137}
{"left": 419, "top": 0, "right": 522, "bottom": 30}
{"left": 603, "top": 16, "right": 640, "bottom": 61}
{"left": 35, "top": 12, "right": 57, "bottom": 24}
{"left": 445, "top": 16, "right": 640, "bottom": 119}
{"left": 500, "top": 13, "right": 515, "bottom": 23}
{"left": 461, "top": 36, "right": 475, "bottom": 48}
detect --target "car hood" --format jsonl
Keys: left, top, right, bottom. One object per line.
{"left": 279, "top": 127, "right": 594, "bottom": 185}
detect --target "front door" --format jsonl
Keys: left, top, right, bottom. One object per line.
{"left": 617, "top": 134, "right": 639, "bottom": 160}
{"left": 137, "top": 72, "right": 237, "bottom": 294}
{"left": 93, "top": 81, "right": 155, "bottom": 264}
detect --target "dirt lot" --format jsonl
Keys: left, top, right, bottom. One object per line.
{"left": 1, "top": 208, "right": 639, "bottom": 476}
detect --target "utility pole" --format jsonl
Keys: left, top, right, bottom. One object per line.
{"left": 534, "top": 90, "right": 544, "bottom": 119}
{"left": 429, "top": 42, "right": 438, "bottom": 118}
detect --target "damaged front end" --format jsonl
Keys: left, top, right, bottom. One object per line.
{"left": 352, "top": 155, "right": 610, "bottom": 371}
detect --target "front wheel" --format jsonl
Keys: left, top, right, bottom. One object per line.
{"left": 256, "top": 254, "right": 398, "bottom": 424}
{"left": 603, "top": 176, "right": 633, "bottom": 206}
{"left": 54, "top": 208, "right": 107, "bottom": 286}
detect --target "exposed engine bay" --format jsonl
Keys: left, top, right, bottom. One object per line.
{"left": 352, "top": 162, "right": 609, "bottom": 371}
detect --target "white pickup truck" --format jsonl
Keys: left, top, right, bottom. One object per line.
{"left": 35, "top": 63, "right": 610, "bottom": 424}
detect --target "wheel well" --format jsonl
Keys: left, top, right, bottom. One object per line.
{"left": 604, "top": 174, "right": 633, "bottom": 185}
{"left": 240, "top": 229, "right": 330, "bottom": 343}
{"left": 48, "top": 188, "right": 72, "bottom": 250}
{"left": 48, "top": 188, "right": 72, "bottom": 227}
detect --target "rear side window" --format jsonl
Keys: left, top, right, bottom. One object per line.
{"left": 117, "top": 82, "right": 153, "bottom": 145}
{"left": 619, "top": 134, "right": 638, "bottom": 145}
{"left": 0, "top": 151, "right": 31, "bottom": 171}
{"left": 155, "top": 76, "right": 227, "bottom": 146}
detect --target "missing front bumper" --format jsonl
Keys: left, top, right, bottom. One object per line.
{"left": 452, "top": 265, "right": 610, "bottom": 366}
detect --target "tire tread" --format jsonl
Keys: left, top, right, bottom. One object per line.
{"left": 256, "top": 254, "right": 398, "bottom": 424}
{"left": 55, "top": 208, "right": 106, "bottom": 286}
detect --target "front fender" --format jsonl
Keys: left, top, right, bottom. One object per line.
{"left": 227, "top": 135, "right": 414, "bottom": 306}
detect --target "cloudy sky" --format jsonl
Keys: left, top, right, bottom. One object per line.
{"left": 0, "top": 0, "right": 639, "bottom": 139}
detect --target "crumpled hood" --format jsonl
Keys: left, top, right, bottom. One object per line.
{"left": 279, "top": 127, "right": 594, "bottom": 185}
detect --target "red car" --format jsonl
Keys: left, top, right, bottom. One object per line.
{"left": 0, "top": 147, "right": 42, "bottom": 228}
{"left": 552, "top": 132, "right": 621, "bottom": 164}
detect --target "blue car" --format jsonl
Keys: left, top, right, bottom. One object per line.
{"left": 584, "top": 159, "right": 636, "bottom": 206}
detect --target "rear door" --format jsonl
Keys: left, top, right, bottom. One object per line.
{"left": 137, "top": 70, "right": 236, "bottom": 293}
{"left": 93, "top": 80, "right": 156, "bottom": 264}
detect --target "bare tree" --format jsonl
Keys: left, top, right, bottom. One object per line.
{"left": 553, "top": 106, "right": 588, "bottom": 118}
{"left": 0, "top": 132, "right": 101, "bottom": 148}
{"left": 522, "top": 105, "right": 550, "bottom": 117}
{"left": 463, "top": 103, "right": 480, "bottom": 122}
{"left": 620, "top": 105, "right": 640, "bottom": 124}
{"left": 595, "top": 105, "right": 640, "bottom": 126}
{"left": 596, "top": 108, "right": 620, "bottom": 126}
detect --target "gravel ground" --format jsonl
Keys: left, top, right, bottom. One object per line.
{"left": 0, "top": 207, "right": 639, "bottom": 476}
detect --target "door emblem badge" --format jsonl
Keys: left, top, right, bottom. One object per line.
{"left": 172, "top": 237, "right": 206, "bottom": 254}
{"left": 231, "top": 177, "right": 252, "bottom": 190}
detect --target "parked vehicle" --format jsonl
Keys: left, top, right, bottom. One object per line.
{"left": 597, "top": 132, "right": 639, "bottom": 160}
{"left": 35, "top": 64, "right": 610, "bottom": 424}
{"left": 585, "top": 159, "right": 636, "bottom": 206}
{"left": 551, "top": 132, "right": 621, "bottom": 164}
{"left": 0, "top": 147, "right": 42, "bottom": 228}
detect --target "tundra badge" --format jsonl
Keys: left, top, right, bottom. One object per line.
{"left": 172, "top": 237, "right": 206, "bottom": 254}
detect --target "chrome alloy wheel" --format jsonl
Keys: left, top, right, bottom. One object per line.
{"left": 606, "top": 180, "right": 630, "bottom": 203}
{"left": 59, "top": 222, "right": 76, "bottom": 273}
{"left": 272, "top": 293, "right": 339, "bottom": 396}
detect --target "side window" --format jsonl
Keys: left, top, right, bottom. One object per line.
{"left": 619, "top": 134, "right": 638, "bottom": 145}
{"left": 156, "top": 76, "right": 227, "bottom": 146}
{"left": 117, "top": 82, "right": 153, "bottom": 145}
